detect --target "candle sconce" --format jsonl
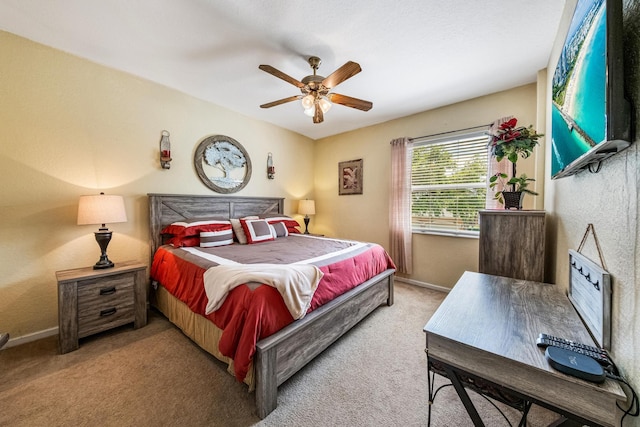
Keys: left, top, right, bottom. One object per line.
{"left": 160, "top": 130, "right": 172, "bottom": 169}
{"left": 267, "top": 152, "right": 275, "bottom": 179}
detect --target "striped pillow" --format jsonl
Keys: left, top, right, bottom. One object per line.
{"left": 200, "top": 228, "right": 234, "bottom": 248}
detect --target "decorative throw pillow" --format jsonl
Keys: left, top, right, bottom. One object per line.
{"left": 259, "top": 214, "right": 301, "bottom": 234}
{"left": 270, "top": 221, "right": 289, "bottom": 238}
{"left": 240, "top": 218, "right": 275, "bottom": 244}
{"left": 200, "top": 229, "right": 234, "bottom": 248}
{"left": 231, "top": 216, "right": 259, "bottom": 244}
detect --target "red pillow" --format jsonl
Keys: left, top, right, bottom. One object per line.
{"left": 240, "top": 219, "right": 275, "bottom": 244}
{"left": 161, "top": 217, "right": 231, "bottom": 238}
{"left": 166, "top": 235, "right": 200, "bottom": 247}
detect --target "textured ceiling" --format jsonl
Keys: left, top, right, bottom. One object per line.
{"left": 0, "top": 0, "right": 567, "bottom": 140}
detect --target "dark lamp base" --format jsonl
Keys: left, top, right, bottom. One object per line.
{"left": 303, "top": 216, "right": 310, "bottom": 234}
{"left": 93, "top": 230, "right": 115, "bottom": 269}
{"left": 93, "top": 258, "right": 115, "bottom": 269}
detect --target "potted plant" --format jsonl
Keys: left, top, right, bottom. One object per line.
{"left": 488, "top": 118, "right": 543, "bottom": 209}
{"left": 489, "top": 173, "right": 538, "bottom": 209}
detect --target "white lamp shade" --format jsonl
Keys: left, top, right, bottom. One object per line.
{"left": 77, "top": 194, "right": 127, "bottom": 225}
{"left": 318, "top": 97, "right": 332, "bottom": 113}
{"left": 301, "top": 94, "right": 315, "bottom": 110}
{"left": 298, "top": 199, "right": 316, "bottom": 216}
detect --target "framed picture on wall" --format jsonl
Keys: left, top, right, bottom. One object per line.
{"left": 338, "top": 159, "right": 363, "bottom": 195}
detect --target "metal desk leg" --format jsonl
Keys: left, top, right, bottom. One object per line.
{"left": 444, "top": 365, "right": 486, "bottom": 427}
{"left": 518, "top": 400, "right": 532, "bottom": 427}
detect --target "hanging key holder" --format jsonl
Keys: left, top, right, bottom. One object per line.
{"left": 577, "top": 223, "right": 607, "bottom": 271}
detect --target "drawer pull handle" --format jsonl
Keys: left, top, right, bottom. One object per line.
{"left": 100, "top": 307, "right": 117, "bottom": 317}
{"left": 99, "top": 287, "right": 117, "bottom": 296}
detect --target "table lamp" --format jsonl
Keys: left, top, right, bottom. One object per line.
{"left": 298, "top": 199, "right": 315, "bottom": 234}
{"left": 77, "top": 192, "right": 127, "bottom": 269}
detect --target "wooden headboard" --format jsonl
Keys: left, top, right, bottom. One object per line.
{"left": 148, "top": 193, "right": 284, "bottom": 261}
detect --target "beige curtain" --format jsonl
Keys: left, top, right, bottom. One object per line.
{"left": 389, "top": 137, "right": 413, "bottom": 274}
{"left": 486, "top": 116, "right": 513, "bottom": 209}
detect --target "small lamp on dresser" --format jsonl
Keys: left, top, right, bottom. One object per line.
{"left": 298, "top": 199, "right": 316, "bottom": 235}
{"left": 77, "top": 192, "right": 127, "bottom": 269}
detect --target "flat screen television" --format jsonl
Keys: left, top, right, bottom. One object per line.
{"left": 551, "top": 0, "right": 631, "bottom": 179}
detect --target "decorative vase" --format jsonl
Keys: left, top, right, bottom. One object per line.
{"left": 502, "top": 191, "right": 524, "bottom": 210}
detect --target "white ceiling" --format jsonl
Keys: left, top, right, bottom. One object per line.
{"left": 0, "top": 0, "right": 566, "bottom": 140}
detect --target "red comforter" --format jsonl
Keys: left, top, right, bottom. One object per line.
{"left": 150, "top": 235, "right": 395, "bottom": 382}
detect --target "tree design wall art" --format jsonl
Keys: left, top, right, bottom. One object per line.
{"left": 194, "top": 135, "right": 252, "bottom": 193}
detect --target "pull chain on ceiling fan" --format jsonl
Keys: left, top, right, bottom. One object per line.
{"left": 259, "top": 56, "right": 372, "bottom": 124}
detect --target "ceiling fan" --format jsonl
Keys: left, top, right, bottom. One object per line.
{"left": 259, "top": 56, "right": 372, "bottom": 124}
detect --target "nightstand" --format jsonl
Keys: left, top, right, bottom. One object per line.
{"left": 56, "top": 261, "right": 147, "bottom": 354}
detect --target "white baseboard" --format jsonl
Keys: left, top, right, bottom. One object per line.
{"left": 2, "top": 279, "right": 447, "bottom": 349}
{"left": 2, "top": 326, "right": 58, "bottom": 349}
{"left": 395, "top": 276, "right": 450, "bottom": 293}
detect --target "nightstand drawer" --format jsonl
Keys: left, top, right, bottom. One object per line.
{"left": 77, "top": 274, "right": 134, "bottom": 308}
{"left": 77, "top": 276, "right": 135, "bottom": 337}
{"left": 78, "top": 302, "right": 135, "bottom": 338}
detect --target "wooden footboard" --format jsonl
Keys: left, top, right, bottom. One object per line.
{"left": 254, "top": 268, "right": 395, "bottom": 418}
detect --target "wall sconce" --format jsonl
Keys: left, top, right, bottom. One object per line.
{"left": 160, "top": 130, "right": 172, "bottom": 169}
{"left": 267, "top": 152, "right": 275, "bottom": 179}
{"left": 77, "top": 193, "right": 128, "bottom": 269}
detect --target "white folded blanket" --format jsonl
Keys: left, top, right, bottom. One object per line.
{"left": 203, "top": 264, "right": 324, "bottom": 320}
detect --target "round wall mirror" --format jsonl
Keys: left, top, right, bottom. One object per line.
{"left": 194, "top": 135, "right": 252, "bottom": 193}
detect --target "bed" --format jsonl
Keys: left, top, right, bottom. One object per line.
{"left": 148, "top": 193, "right": 396, "bottom": 418}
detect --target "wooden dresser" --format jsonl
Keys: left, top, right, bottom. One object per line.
{"left": 478, "top": 210, "right": 545, "bottom": 282}
{"left": 56, "top": 261, "right": 147, "bottom": 353}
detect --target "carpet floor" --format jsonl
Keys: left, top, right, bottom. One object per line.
{"left": 0, "top": 282, "right": 559, "bottom": 426}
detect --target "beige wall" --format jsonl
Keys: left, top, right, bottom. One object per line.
{"left": 543, "top": 1, "right": 640, "bottom": 420}
{"left": 4, "top": 12, "right": 639, "bottom": 416}
{"left": 314, "top": 84, "right": 541, "bottom": 288}
{"left": 0, "top": 31, "right": 314, "bottom": 339}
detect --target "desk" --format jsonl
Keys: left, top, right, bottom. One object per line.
{"left": 424, "top": 272, "right": 625, "bottom": 427}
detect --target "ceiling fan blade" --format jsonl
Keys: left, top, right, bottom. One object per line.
{"left": 313, "top": 105, "right": 324, "bottom": 124}
{"left": 327, "top": 93, "right": 373, "bottom": 111}
{"left": 259, "top": 65, "right": 305, "bottom": 88}
{"left": 260, "top": 95, "right": 302, "bottom": 109}
{"left": 322, "top": 61, "right": 362, "bottom": 89}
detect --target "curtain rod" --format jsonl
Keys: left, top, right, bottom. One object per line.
{"left": 409, "top": 123, "right": 491, "bottom": 141}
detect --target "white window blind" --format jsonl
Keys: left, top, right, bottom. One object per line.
{"left": 411, "top": 130, "right": 489, "bottom": 237}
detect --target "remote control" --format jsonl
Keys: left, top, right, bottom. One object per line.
{"left": 536, "top": 333, "right": 613, "bottom": 368}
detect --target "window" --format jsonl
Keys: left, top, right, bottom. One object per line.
{"left": 411, "top": 130, "right": 489, "bottom": 237}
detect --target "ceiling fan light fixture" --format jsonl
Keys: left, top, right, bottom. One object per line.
{"left": 319, "top": 97, "right": 332, "bottom": 113}
{"left": 301, "top": 94, "right": 315, "bottom": 110}
{"left": 259, "top": 56, "right": 371, "bottom": 124}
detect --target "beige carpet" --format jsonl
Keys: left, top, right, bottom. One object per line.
{"left": 0, "top": 282, "right": 558, "bottom": 426}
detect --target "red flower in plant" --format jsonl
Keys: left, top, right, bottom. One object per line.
{"left": 499, "top": 118, "right": 518, "bottom": 130}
